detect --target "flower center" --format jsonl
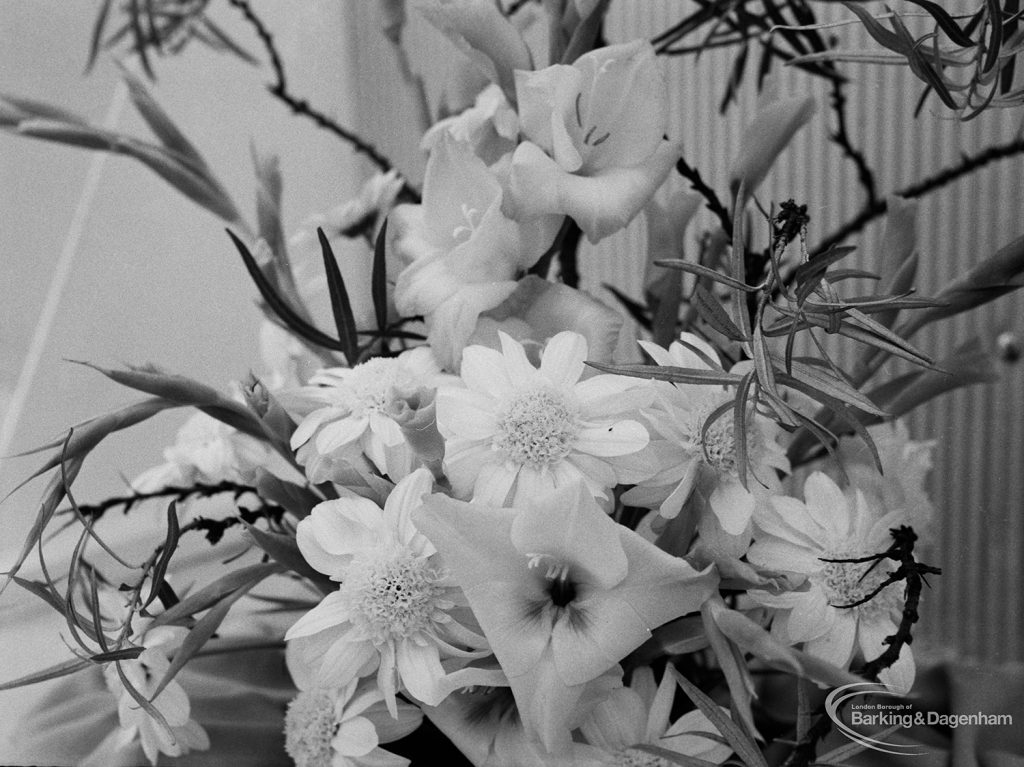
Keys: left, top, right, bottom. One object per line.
{"left": 686, "top": 405, "right": 747, "bottom": 476}
{"left": 615, "top": 747, "right": 672, "bottom": 767}
{"left": 284, "top": 689, "right": 337, "bottom": 767}
{"left": 344, "top": 358, "right": 416, "bottom": 414}
{"left": 493, "top": 388, "right": 579, "bottom": 468}
{"left": 819, "top": 550, "right": 903, "bottom": 622}
{"left": 340, "top": 546, "right": 449, "bottom": 643}
{"left": 452, "top": 202, "right": 482, "bottom": 243}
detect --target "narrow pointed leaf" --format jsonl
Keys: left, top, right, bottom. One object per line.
{"left": 144, "top": 502, "right": 181, "bottom": 609}
{"left": 318, "top": 227, "right": 359, "bottom": 364}
{"left": 654, "top": 259, "right": 760, "bottom": 292}
{"left": 693, "top": 284, "right": 749, "bottom": 341}
{"left": 90, "top": 647, "right": 146, "bottom": 663}
{"left": 586, "top": 361, "right": 743, "bottom": 386}
{"left": 776, "top": 361, "right": 887, "bottom": 416}
{"left": 148, "top": 562, "right": 282, "bottom": 629}
{"left": 227, "top": 228, "right": 344, "bottom": 352}
{"left": 241, "top": 523, "right": 334, "bottom": 594}
{"left": 667, "top": 665, "right": 768, "bottom": 767}
{"left": 120, "top": 66, "right": 207, "bottom": 170}
{"left": 73, "top": 361, "right": 267, "bottom": 440}
{"left": 149, "top": 583, "right": 251, "bottom": 700}
{"left": 372, "top": 218, "right": 389, "bottom": 339}
{"left": 0, "top": 658, "right": 94, "bottom": 692}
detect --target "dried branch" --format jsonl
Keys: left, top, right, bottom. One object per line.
{"left": 225, "top": 0, "right": 420, "bottom": 202}
{"left": 828, "top": 79, "right": 878, "bottom": 208}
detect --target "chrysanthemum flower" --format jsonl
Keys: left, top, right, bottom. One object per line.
{"left": 746, "top": 472, "right": 916, "bottom": 693}
{"left": 436, "top": 331, "right": 654, "bottom": 507}
{"left": 287, "top": 347, "right": 452, "bottom": 482}
{"left": 285, "top": 469, "right": 495, "bottom": 715}
{"left": 622, "top": 334, "right": 789, "bottom": 536}
{"left": 284, "top": 680, "right": 422, "bottom": 767}
{"left": 579, "top": 665, "right": 731, "bottom": 765}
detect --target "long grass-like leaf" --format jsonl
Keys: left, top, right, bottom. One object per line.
{"left": 149, "top": 583, "right": 251, "bottom": 700}
{"left": 372, "top": 219, "right": 389, "bottom": 342}
{"left": 587, "top": 361, "right": 743, "bottom": 386}
{"left": 667, "top": 665, "right": 768, "bottom": 767}
{"left": 318, "top": 228, "right": 359, "bottom": 364}
{"left": 144, "top": 502, "right": 181, "bottom": 610}
{"left": 242, "top": 523, "right": 334, "bottom": 594}
{"left": 228, "top": 229, "right": 345, "bottom": 353}
{"left": 693, "top": 284, "right": 749, "bottom": 341}
{"left": 0, "top": 658, "right": 94, "bottom": 692}
{"left": 148, "top": 562, "right": 281, "bottom": 629}
{"left": 654, "top": 259, "right": 761, "bottom": 292}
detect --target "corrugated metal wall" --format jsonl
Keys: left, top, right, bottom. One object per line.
{"left": 357, "top": 1, "right": 1024, "bottom": 662}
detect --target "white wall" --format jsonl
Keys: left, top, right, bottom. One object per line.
{"left": 0, "top": 0, "right": 365, "bottom": 758}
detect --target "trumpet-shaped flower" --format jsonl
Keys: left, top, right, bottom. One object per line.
{"left": 102, "top": 628, "right": 210, "bottom": 766}
{"left": 390, "top": 135, "right": 558, "bottom": 369}
{"left": 747, "top": 472, "right": 916, "bottom": 693}
{"left": 284, "top": 679, "right": 423, "bottom": 767}
{"left": 285, "top": 469, "right": 494, "bottom": 714}
{"left": 729, "top": 90, "right": 816, "bottom": 196}
{"left": 414, "top": 483, "right": 718, "bottom": 752}
{"left": 287, "top": 346, "right": 451, "bottom": 482}
{"left": 436, "top": 331, "right": 654, "bottom": 507}
{"left": 468, "top": 276, "right": 624, "bottom": 368}
{"left": 579, "top": 666, "right": 731, "bottom": 765}
{"left": 132, "top": 410, "right": 278, "bottom": 494}
{"left": 622, "top": 334, "right": 789, "bottom": 536}
{"left": 505, "top": 40, "right": 682, "bottom": 243}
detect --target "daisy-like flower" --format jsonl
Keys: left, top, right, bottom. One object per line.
{"left": 101, "top": 626, "right": 210, "bottom": 766}
{"left": 579, "top": 665, "right": 731, "bottom": 765}
{"left": 622, "top": 334, "right": 790, "bottom": 536}
{"left": 436, "top": 331, "right": 654, "bottom": 507}
{"left": 287, "top": 346, "right": 452, "bottom": 482}
{"left": 284, "top": 679, "right": 422, "bottom": 767}
{"left": 746, "top": 472, "right": 916, "bottom": 693}
{"left": 414, "top": 483, "right": 718, "bottom": 753}
{"left": 285, "top": 469, "right": 496, "bottom": 715}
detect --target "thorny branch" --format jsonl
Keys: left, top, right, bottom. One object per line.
{"left": 814, "top": 136, "right": 1024, "bottom": 254}
{"left": 828, "top": 79, "right": 878, "bottom": 208}
{"left": 225, "top": 0, "right": 420, "bottom": 203}
{"left": 675, "top": 156, "right": 734, "bottom": 239}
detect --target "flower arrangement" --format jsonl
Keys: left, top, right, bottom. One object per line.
{"left": 3, "top": 1, "right": 1024, "bottom": 766}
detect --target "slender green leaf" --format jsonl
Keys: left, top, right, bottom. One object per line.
{"left": 72, "top": 361, "right": 266, "bottom": 440}
{"left": 149, "top": 583, "right": 251, "bottom": 700}
{"left": 693, "top": 284, "right": 749, "bottom": 341}
{"left": 0, "top": 658, "right": 94, "bottom": 692}
{"left": 144, "top": 502, "right": 181, "bottom": 609}
{"left": 242, "top": 523, "right": 334, "bottom": 594}
{"left": 318, "top": 227, "right": 359, "bottom": 364}
{"left": 1, "top": 456, "right": 83, "bottom": 596}
{"left": 654, "top": 260, "right": 760, "bottom": 292}
{"left": 667, "top": 665, "right": 768, "bottom": 767}
{"left": 120, "top": 66, "right": 207, "bottom": 170}
{"left": 90, "top": 647, "right": 145, "bottom": 663}
{"left": 903, "top": 0, "right": 975, "bottom": 46}
{"left": 227, "top": 229, "right": 344, "bottom": 353}
{"left": 733, "top": 372, "right": 754, "bottom": 489}
{"left": 587, "top": 361, "right": 742, "bottom": 386}
{"left": 372, "top": 219, "right": 389, "bottom": 340}
{"left": 148, "top": 562, "right": 282, "bottom": 629}
{"left": 633, "top": 744, "right": 720, "bottom": 767}
{"left": 778, "top": 360, "right": 887, "bottom": 416}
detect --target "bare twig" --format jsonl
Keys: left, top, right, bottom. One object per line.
{"left": 828, "top": 79, "right": 878, "bottom": 207}
{"left": 226, "top": 0, "right": 420, "bottom": 202}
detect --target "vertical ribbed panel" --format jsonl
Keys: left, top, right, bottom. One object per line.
{"left": 362, "top": 1, "right": 1024, "bottom": 662}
